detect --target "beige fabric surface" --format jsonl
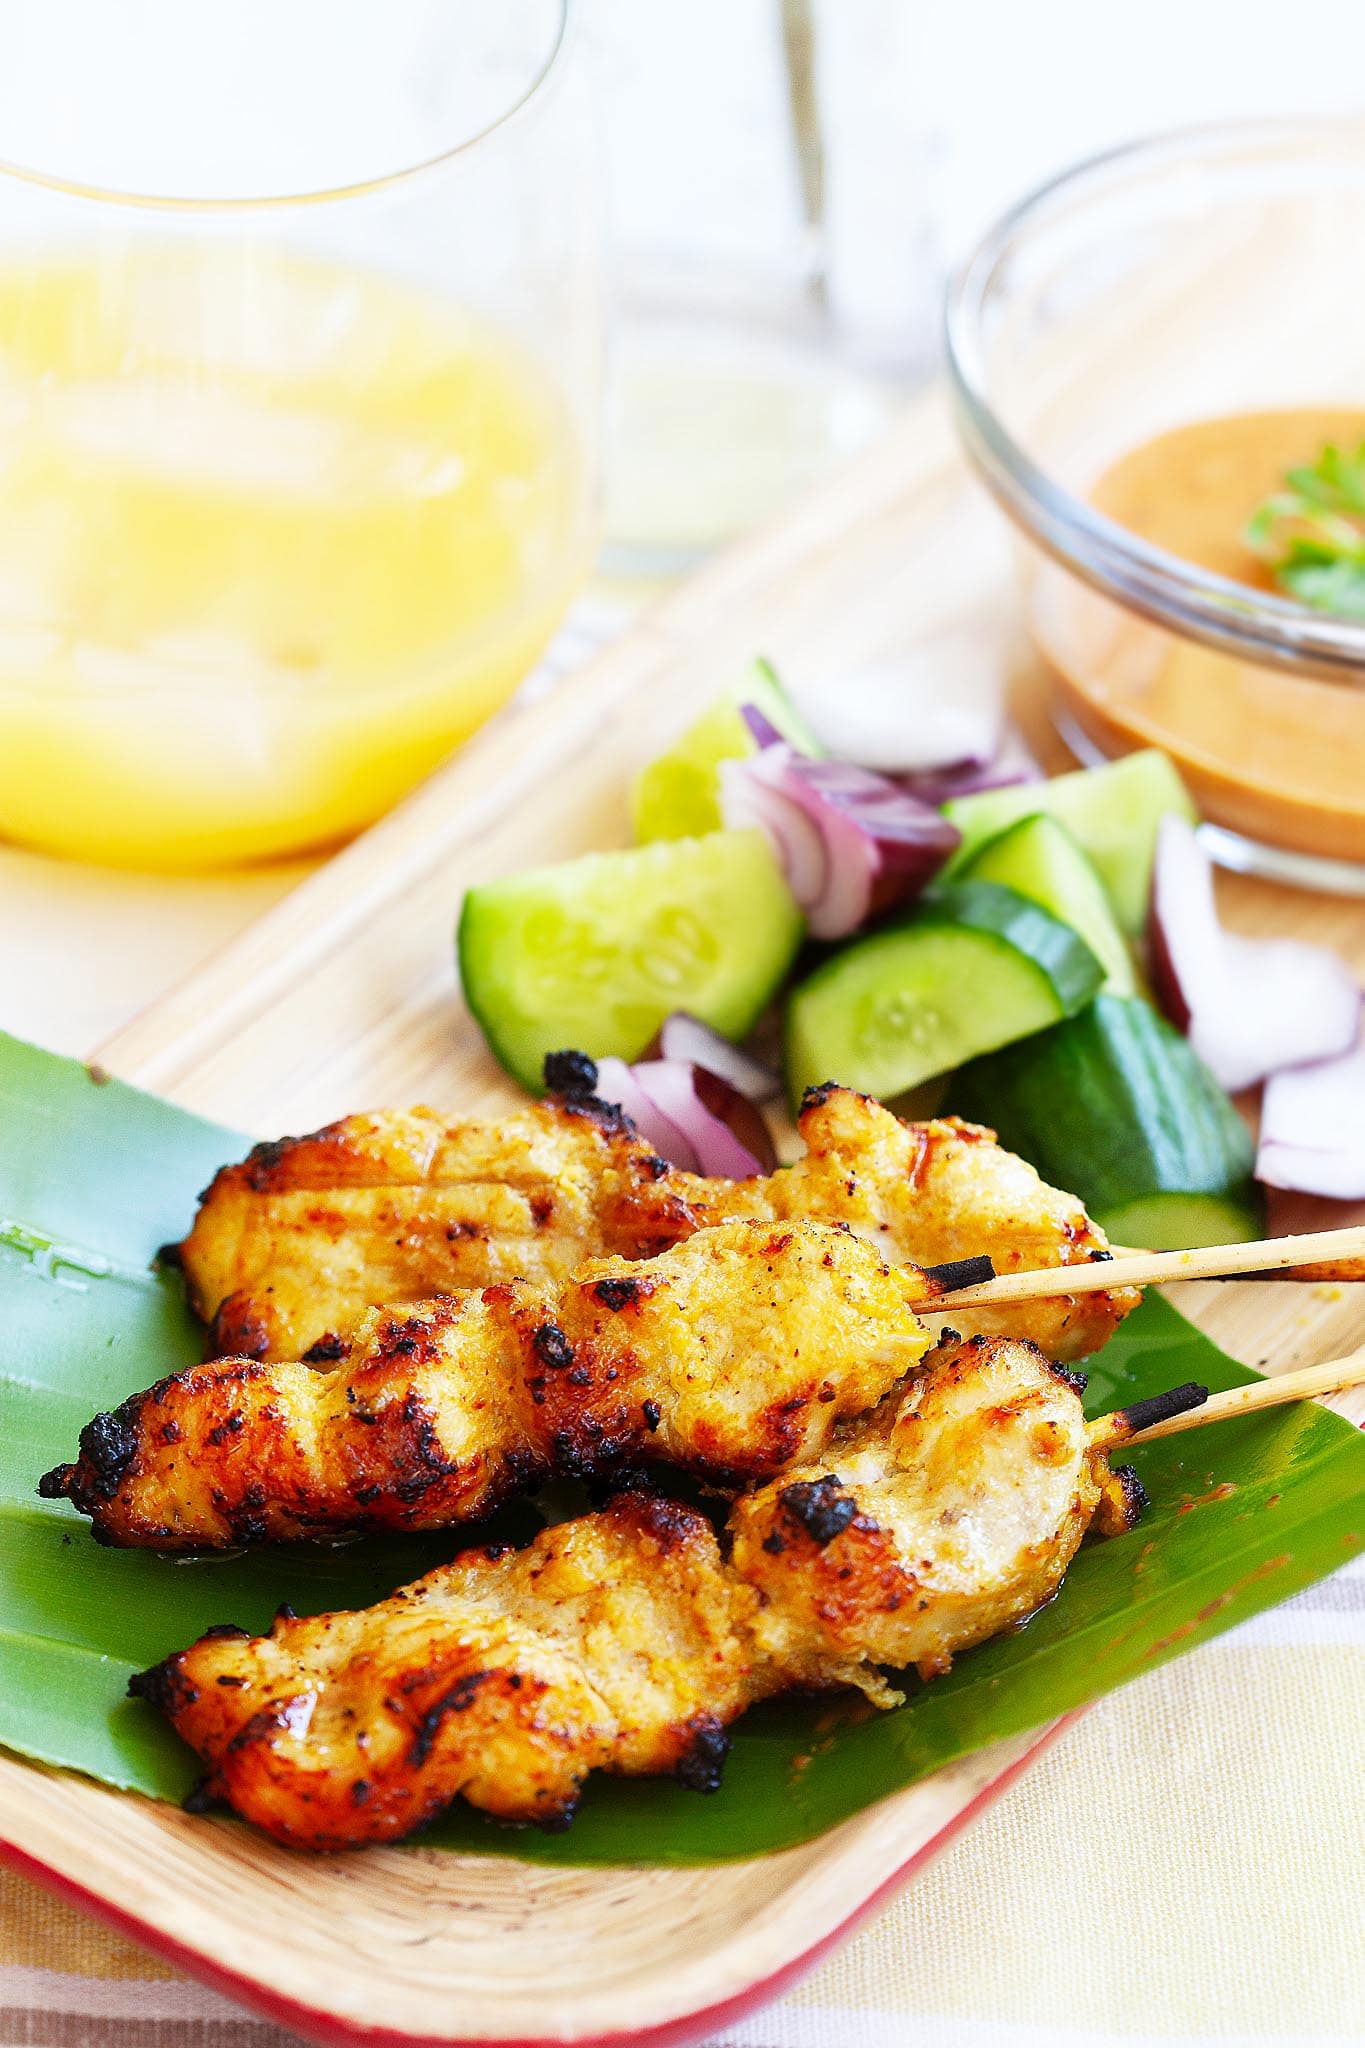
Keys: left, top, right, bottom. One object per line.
{"left": 4, "top": 1564, "right": 1362, "bottom": 2048}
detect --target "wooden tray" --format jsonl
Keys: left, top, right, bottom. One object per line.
{"left": 3, "top": 388, "right": 1363, "bottom": 2048}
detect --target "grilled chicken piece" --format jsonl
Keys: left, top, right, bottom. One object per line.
{"left": 729, "top": 1336, "right": 1129, "bottom": 1696}
{"left": 181, "top": 1082, "right": 1137, "bottom": 1366}
{"left": 43, "top": 1220, "right": 932, "bottom": 1550}
{"left": 132, "top": 1335, "right": 1143, "bottom": 1848}
{"left": 140, "top": 1492, "right": 759, "bottom": 1844}
{"left": 179, "top": 1098, "right": 697, "bottom": 1364}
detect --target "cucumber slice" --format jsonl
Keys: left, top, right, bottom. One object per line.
{"left": 949, "top": 993, "right": 1261, "bottom": 1249}
{"left": 459, "top": 829, "right": 803, "bottom": 1093}
{"left": 784, "top": 881, "right": 1104, "bottom": 1107}
{"left": 1100, "top": 1192, "right": 1263, "bottom": 1251}
{"left": 632, "top": 658, "right": 822, "bottom": 843}
{"left": 942, "top": 750, "right": 1197, "bottom": 935}
{"left": 959, "top": 814, "right": 1137, "bottom": 996}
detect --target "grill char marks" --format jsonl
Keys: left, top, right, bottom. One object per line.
{"left": 407, "top": 1671, "right": 490, "bottom": 1767}
{"left": 71, "top": 1405, "right": 142, "bottom": 1500}
{"left": 207, "top": 1296, "right": 274, "bottom": 1363}
{"left": 177, "top": 1084, "right": 1139, "bottom": 1372}
{"left": 143, "top": 1491, "right": 761, "bottom": 1848}
{"left": 592, "top": 1276, "right": 652, "bottom": 1313}
{"left": 44, "top": 1220, "right": 932, "bottom": 1550}
{"left": 673, "top": 1714, "right": 730, "bottom": 1793}
{"left": 1094, "top": 1461, "right": 1150, "bottom": 1536}
{"left": 531, "top": 1323, "right": 574, "bottom": 1369}
{"left": 542, "top": 1049, "right": 600, "bottom": 1097}
{"left": 41, "top": 1395, "right": 148, "bottom": 1509}
{"left": 133, "top": 1338, "right": 1138, "bottom": 1850}
{"left": 301, "top": 1333, "right": 350, "bottom": 1365}
{"left": 776, "top": 1475, "right": 858, "bottom": 1546}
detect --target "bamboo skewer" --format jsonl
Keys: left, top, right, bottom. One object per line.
{"left": 1088, "top": 1347, "right": 1365, "bottom": 1450}
{"left": 922, "top": 1223, "right": 1365, "bottom": 1314}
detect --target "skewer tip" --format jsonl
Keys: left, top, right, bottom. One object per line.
{"left": 921, "top": 1254, "right": 997, "bottom": 1298}
{"left": 1092, "top": 1381, "right": 1209, "bottom": 1448}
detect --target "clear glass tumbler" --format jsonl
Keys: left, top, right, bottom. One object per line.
{"left": 0, "top": 0, "right": 601, "bottom": 869}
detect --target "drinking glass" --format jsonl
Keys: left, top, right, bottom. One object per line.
{"left": 0, "top": 0, "right": 601, "bottom": 868}
{"left": 598, "top": 0, "right": 943, "bottom": 571}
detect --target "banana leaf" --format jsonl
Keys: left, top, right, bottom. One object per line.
{"left": 1, "top": 1030, "right": 1361, "bottom": 1867}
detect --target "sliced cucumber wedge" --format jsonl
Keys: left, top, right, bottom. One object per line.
{"left": 459, "top": 829, "right": 803, "bottom": 1094}
{"left": 1100, "top": 1191, "right": 1263, "bottom": 1251}
{"left": 942, "top": 749, "right": 1197, "bottom": 935}
{"left": 783, "top": 880, "right": 1104, "bottom": 1107}
{"left": 949, "top": 993, "right": 1261, "bottom": 1249}
{"left": 959, "top": 813, "right": 1137, "bottom": 996}
{"left": 632, "top": 658, "right": 822, "bottom": 843}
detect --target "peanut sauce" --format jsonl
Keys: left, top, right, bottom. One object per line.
{"left": 1032, "top": 409, "right": 1365, "bottom": 862}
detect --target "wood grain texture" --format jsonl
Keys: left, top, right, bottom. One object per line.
{"left": 0, "top": 1728, "right": 1058, "bottom": 2046}
{"left": 4, "top": 383, "right": 1363, "bottom": 2046}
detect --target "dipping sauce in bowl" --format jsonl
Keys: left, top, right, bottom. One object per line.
{"left": 947, "top": 119, "right": 1365, "bottom": 890}
{"left": 1033, "top": 410, "right": 1365, "bottom": 866}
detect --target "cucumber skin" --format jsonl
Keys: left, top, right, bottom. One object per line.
{"left": 942, "top": 749, "right": 1198, "bottom": 935}
{"left": 748, "top": 657, "right": 823, "bottom": 755}
{"left": 958, "top": 813, "right": 1137, "bottom": 998}
{"left": 948, "top": 994, "right": 1260, "bottom": 1238}
{"left": 459, "top": 831, "right": 803, "bottom": 1094}
{"left": 784, "top": 881, "right": 1105, "bottom": 1109}
{"left": 921, "top": 883, "right": 1106, "bottom": 1017}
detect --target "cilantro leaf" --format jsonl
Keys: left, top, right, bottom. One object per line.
{"left": 1246, "top": 441, "right": 1365, "bottom": 615}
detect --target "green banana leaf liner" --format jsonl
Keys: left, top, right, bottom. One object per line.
{"left": 1, "top": 1032, "right": 1361, "bottom": 1867}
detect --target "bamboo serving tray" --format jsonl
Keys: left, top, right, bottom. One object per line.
{"left": 3, "top": 387, "right": 1363, "bottom": 2048}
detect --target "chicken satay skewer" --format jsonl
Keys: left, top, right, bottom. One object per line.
{"left": 180, "top": 1082, "right": 1141, "bottom": 1367}
{"left": 130, "top": 1333, "right": 1138, "bottom": 1849}
{"left": 922, "top": 1222, "right": 1365, "bottom": 1316}
{"left": 132, "top": 1338, "right": 1361, "bottom": 1853}
{"left": 42, "top": 1220, "right": 935, "bottom": 1550}
{"left": 1089, "top": 1345, "right": 1365, "bottom": 1448}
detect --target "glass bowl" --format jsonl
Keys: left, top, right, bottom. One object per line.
{"left": 945, "top": 118, "right": 1365, "bottom": 892}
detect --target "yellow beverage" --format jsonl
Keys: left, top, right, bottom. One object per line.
{"left": 0, "top": 249, "right": 592, "bottom": 867}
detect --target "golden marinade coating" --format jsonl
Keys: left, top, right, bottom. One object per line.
{"left": 181, "top": 1083, "right": 1138, "bottom": 1366}
{"left": 44, "top": 1220, "right": 931, "bottom": 1549}
{"left": 731, "top": 1333, "right": 1114, "bottom": 1697}
{"left": 135, "top": 1336, "right": 1139, "bottom": 1849}
{"left": 179, "top": 1097, "right": 706, "bottom": 1364}
{"left": 137, "top": 1492, "right": 761, "bottom": 1844}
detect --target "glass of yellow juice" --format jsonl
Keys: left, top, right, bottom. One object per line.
{"left": 0, "top": 0, "right": 600, "bottom": 868}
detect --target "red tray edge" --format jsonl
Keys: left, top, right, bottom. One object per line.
{"left": 0, "top": 1715, "right": 1077, "bottom": 2048}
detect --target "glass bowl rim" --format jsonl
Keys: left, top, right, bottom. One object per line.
{"left": 0, "top": 0, "right": 571, "bottom": 213}
{"left": 943, "top": 114, "right": 1365, "bottom": 682}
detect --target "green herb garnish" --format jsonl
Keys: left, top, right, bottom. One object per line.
{"left": 1245, "top": 440, "right": 1365, "bottom": 617}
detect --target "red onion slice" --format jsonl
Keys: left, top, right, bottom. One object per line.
{"left": 740, "top": 700, "right": 1038, "bottom": 806}
{"left": 592, "top": 1057, "right": 698, "bottom": 1165}
{"left": 894, "top": 746, "right": 1042, "bottom": 807}
{"left": 637, "top": 1060, "right": 775, "bottom": 1176}
{"left": 720, "top": 744, "right": 960, "bottom": 940}
{"left": 657, "top": 1011, "right": 780, "bottom": 1103}
{"left": 720, "top": 748, "right": 829, "bottom": 910}
{"left": 1257, "top": 1031, "right": 1365, "bottom": 1199}
{"left": 1149, "top": 816, "right": 1362, "bottom": 1092}
{"left": 592, "top": 1055, "right": 773, "bottom": 1177}
{"left": 739, "top": 703, "right": 786, "bottom": 753}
